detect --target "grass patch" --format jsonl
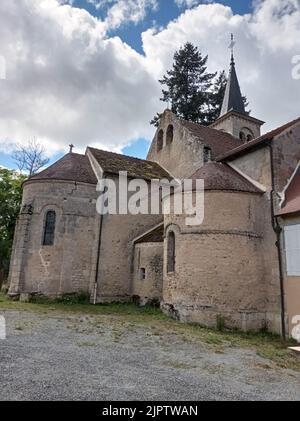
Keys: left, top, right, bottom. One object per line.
{"left": 0, "top": 292, "right": 168, "bottom": 320}
{"left": 1, "top": 292, "right": 299, "bottom": 371}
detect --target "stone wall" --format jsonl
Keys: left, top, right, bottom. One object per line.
{"left": 272, "top": 122, "right": 300, "bottom": 196}
{"left": 8, "top": 180, "right": 98, "bottom": 297}
{"left": 162, "top": 190, "right": 274, "bottom": 331}
{"left": 132, "top": 242, "right": 163, "bottom": 305}
{"left": 229, "top": 147, "right": 272, "bottom": 190}
{"left": 210, "top": 112, "right": 263, "bottom": 140}
{"left": 147, "top": 110, "right": 205, "bottom": 179}
{"left": 94, "top": 174, "right": 163, "bottom": 303}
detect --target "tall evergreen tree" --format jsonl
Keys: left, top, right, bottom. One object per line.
{"left": 151, "top": 43, "right": 249, "bottom": 127}
{"left": 151, "top": 43, "right": 216, "bottom": 126}
{"left": 207, "top": 70, "right": 249, "bottom": 123}
{"left": 207, "top": 70, "right": 227, "bottom": 123}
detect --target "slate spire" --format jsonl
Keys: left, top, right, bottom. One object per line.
{"left": 220, "top": 34, "right": 246, "bottom": 117}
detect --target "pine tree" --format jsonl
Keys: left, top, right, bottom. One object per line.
{"left": 151, "top": 43, "right": 216, "bottom": 126}
{"left": 207, "top": 70, "right": 227, "bottom": 123}
{"left": 207, "top": 70, "right": 249, "bottom": 123}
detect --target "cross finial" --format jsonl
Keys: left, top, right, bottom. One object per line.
{"left": 69, "top": 144, "right": 74, "bottom": 153}
{"left": 229, "top": 33, "right": 236, "bottom": 64}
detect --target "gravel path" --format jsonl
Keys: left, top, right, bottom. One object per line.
{"left": 1, "top": 310, "right": 300, "bottom": 401}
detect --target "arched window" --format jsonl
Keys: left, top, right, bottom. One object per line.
{"left": 203, "top": 146, "right": 212, "bottom": 163}
{"left": 239, "top": 131, "right": 246, "bottom": 142}
{"left": 166, "top": 125, "right": 174, "bottom": 145}
{"left": 247, "top": 134, "right": 253, "bottom": 142}
{"left": 167, "top": 231, "right": 175, "bottom": 273}
{"left": 157, "top": 129, "right": 164, "bottom": 152}
{"left": 43, "top": 211, "right": 56, "bottom": 246}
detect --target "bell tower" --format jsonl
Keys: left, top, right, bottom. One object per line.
{"left": 210, "top": 34, "right": 264, "bottom": 141}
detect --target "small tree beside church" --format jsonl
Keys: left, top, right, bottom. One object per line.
{"left": 0, "top": 168, "right": 26, "bottom": 282}
{"left": 12, "top": 138, "right": 49, "bottom": 177}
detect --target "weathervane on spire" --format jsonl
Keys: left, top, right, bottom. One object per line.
{"left": 229, "top": 33, "right": 236, "bottom": 64}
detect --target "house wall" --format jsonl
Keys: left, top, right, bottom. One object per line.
{"left": 147, "top": 110, "right": 205, "bottom": 179}
{"left": 162, "top": 190, "right": 279, "bottom": 332}
{"left": 226, "top": 121, "right": 300, "bottom": 333}
{"left": 280, "top": 214, "right": 300, "bottom": 337}
{"left": 132, "top": 242, "right": 163, "bottom": 305}
{"left": 8, "top": 180, "right": 98, "bottom": 297}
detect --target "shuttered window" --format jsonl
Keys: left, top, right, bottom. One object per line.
{"left": 284, "top": 224, "right": 300, "bottom": 276}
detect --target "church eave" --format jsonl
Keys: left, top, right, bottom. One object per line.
{"left": 210, "top": 110, "right": 265, "bottom": 128}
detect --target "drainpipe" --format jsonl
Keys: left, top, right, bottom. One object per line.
{"left": 93, "top": 174, "right": 105, "bottom": 305}
{"left": 269, "top": 144, "right": 286, "bottom": 340}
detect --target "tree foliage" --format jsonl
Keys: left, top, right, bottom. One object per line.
{"left": 153, "top": 42, "right": 216, "bottom": 125}
{"left": 151, "top": 43, "right": 249, "bottom": 127}
{"left": 0, "top": 168, "right": 26, "bottom": 273}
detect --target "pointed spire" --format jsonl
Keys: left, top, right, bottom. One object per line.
{"left": 220, "top": 34, "right": 246, "bottom": 118}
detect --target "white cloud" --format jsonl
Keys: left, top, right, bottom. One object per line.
{"left": 0, "top": 0, "right": 160, "bottom": 155}
{"left": 0, "top": 0, "right": 300, "bottom": 160}
{"left": 175, "top": 0, "right": 212, "bottom": 8}
{"left": 142, "top": 0, "right": 300, "bottom": 131}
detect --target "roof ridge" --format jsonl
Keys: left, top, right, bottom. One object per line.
{"left": 217, "top": 115, "right": 300, "bottom": 161}
{"left": 28, "top": 152, "right": 97, "bottom": 185}
{"left": 180, "top": 119, "right": 236, "bottom": 139}
{"left": 190, "top": 161, "right": 262, "bottom": 194}
{"left": 87, "top": 146, "right": 159, "bottom": 166}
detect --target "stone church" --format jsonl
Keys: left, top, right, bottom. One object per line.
{"left": 7, "top": 52, "right": 300, "bottom": 337}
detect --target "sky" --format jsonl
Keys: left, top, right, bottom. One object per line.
{"left": 0, "top": 0, "right": 300, "bottom": 169}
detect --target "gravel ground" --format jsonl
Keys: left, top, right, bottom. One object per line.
{"left": 0, "top": 309, "right": 300, "bottom": 401}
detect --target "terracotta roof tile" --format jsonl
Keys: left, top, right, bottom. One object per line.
{"left": 217, "top": 116, "right": 300, "bottom": 161}
{"left": 88, "top": 147, "right": 171, "bottom": 181}
{"left": 181, "top": 120, "right": 242, "bottom": 158}
{"left": 190, "top": 162, "right": 263, "bottom": 194}
{"left": 28, "top": 153, "right": 97, "bottom": 185}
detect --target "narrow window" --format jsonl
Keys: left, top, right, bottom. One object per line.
{"left": 167, "top": 231, "right": 175, "bottom": 273}
{"left": 43, "top": 211, "right": 56, "bottom": 246}
{"left": 203, "top": 146, "right": 212, "bottom": 163}
{"left": 157, "top": 129, "right": 164, "bottom": 152}
{"left": 166, "top": 125, "right": 174, "bottom": 145}
{"left": 239, "top": 131, "right": 246, "bottom": 142}
{"left": 140, "top": 268, "right": 146, "bottom": 280}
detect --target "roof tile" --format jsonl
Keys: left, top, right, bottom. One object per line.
{"left": 28, "top": 153, "right": 97, "bottom": 185}
{"left": 88, "top": 147, "right": 171, "bottom": 180}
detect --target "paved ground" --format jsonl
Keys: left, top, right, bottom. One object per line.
{"left": 1, "top": 309, "right": 300, "bottom": 401}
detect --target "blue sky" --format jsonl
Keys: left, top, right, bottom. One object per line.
{"left": 2, "top": 0, "right": 299, "bottom": 171}
{"left": 81, "top": 0, "right": 253, "bottom": 54}
{"left": 0, "top": 0, "right": 252, "bottom": 169}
